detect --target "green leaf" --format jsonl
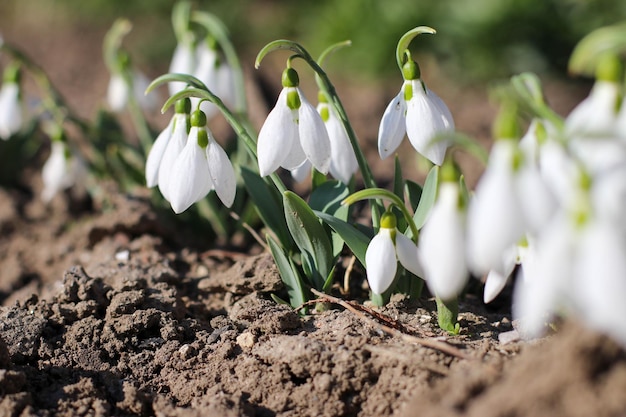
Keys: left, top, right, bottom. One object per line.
{"left": 284, "top": 191, "right": 334, "bottom": 290}
{"left": 395, "top": 26, "right": 436, "bottom": 70}
{"left": 393, "top": 156, "right": 407, "bottom": 232}
{"left": 413, "top": 165, "right": 439, "bottom": 230}
{"left": 241, "top": 167, "right": 292, "bottom": 250}
{"left": 309, "top": 181, "right": 350, "bottom": 257}
{"left": 315, "top": 211, "right": 370, "bottom": 267}
{"left": 405, "top": 180, "right": 423, "bottom": 212}
{"left": 267, "top": 235, "right": 307, "bottom": 308}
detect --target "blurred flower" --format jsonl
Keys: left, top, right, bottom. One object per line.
{"left": 419, "top": 180, "right": 468, "bottom": 301}
{"left": 317, "top": 93, "right": 357, "bottom": 184}
{"left": 167, "top": 109, "right": 236, "bottom": 213}
{"left": 107, "top": 71, "right": 157, "bottom": 113}
{"left": 41, "top": 140, "right": 84, "bottom": 202}
{"left": 365, "top": 211, "right": 423, "bottom": 295}
{"left": 168, "top": 40, "right": 196, "bottom": 96}
{"left": 378, "top": 59, "right": 453, "bottom": 165}
{"left": 193, "top": 40, "right": 235, "bottom": 119}
{"left": 0, "top": 67, "right": 23, "bottom": 140}
{"left": 257, "top": 68, "right": 330, "bottom": 177}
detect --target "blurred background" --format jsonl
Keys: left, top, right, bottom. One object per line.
{"left": 1, "top": 0, "right": 625, "bottom": 184}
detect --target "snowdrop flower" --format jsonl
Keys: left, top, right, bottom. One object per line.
{"left": 483, "top": 239, "right": 534, "bottom": 303}
{"left": 168, "top": 39, "right": 196, "bottom": 96}
{"left": 290, "top": 160, "right": 311, "bottom": 183}
{"left": 257, "top": 67, "right": 330, "bottom": 177}
{"left": 107, "top": 70, "right": 158, "bottom": 113}
{"left": 156, "top": 100, "right": 191, "bottom": 202}
{"left": 378, "top": 58, "right": 453, "bottom": 165}
{"left": 41, "top": 139, "right": 84, "bottom": 202}
{"left": 145, "top": 98, "right": 190, "bottom": 190}
{"left": 317, "top": 92, "right": 358, "bottom": 184}
{"left": 167, "top": 109, "right": 236, "bottom": 213}
{"left": 193, "top": 40, "right": 236, "bottom": 119}
{"left": 365, "top": 211, "right": 423, "bottom": 295}
{"left": 0, "top": 65, "right": 23, "bottom": 140}
{"left": 418, "top": 173, "right": 468, "bottom": 301}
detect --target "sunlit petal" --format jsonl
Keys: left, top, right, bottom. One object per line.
{"left": 365, "top": 230, "right": 398, "bottom": 295}
{"left": 207, "top": 138, "right": 236, "bottom": 208}
{"left": 377, "top": 90, "right": 406, "bottom": 159}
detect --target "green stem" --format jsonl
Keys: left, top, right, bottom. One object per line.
{"left": 436, "top": 297, "right": 460, "bottom": 335}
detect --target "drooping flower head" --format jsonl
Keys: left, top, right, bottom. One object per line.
{"left": 317, "top": 91, "right": 358, "bottom": 184}
{"left": 378, "top": 54, "right": 454, "bottom": 165}
{"left": 0, "top": 63, "right": 24, "bottom": 140}
{"left": 193, "top": 37, "right": 236, "bottom": 119}
{"left": 41, "top": 134, "right": 85, "bottom": 202}
{"left": 365, "top": 211, "right": 423, "bottom": 295}
{"left": 167, "top": 108, "right": 236, "bottom": 214}
{"left": 257, "top": 67, "right": 331, "bottom": 177}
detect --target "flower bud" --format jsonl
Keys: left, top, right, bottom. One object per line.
{"left": 175, "top": 97, "right": 192, "bottom": 114}
{"left": 281, "top": 67, "right": 299, "bottom": 88}
{"left": 596, "top": 53, "right": 623, "bottom": 83}
{"left": 402, "top": 59, "right": 421, "bottom": 81}
{"left": 190, "top": 109, "right": 207, "bottom": 127}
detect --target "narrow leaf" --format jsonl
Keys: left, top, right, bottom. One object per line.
{"left": 413, "top": 165, "right": 439, "bottom": 229}
{"left": 267, "top": 235, "right": 307, "bottom": 308}
{"left": 315, "top": 211, "right": 370, "bottom": 267}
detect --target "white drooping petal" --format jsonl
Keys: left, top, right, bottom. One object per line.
{"left": 0, "top": 82, "right": 22, "bottom": 139}
{"left": 365, "top": 229, "right": 398, "bottom": 295}
{"left": 395, "top": 232, "right": 423, "bottom": 278}
{"left": 592, "top": 165, "right": 626, "bottom": 231}
{"left": 145, "top": 117, "right": 175, "bottom": 188}
{"left": 512, "top": 214, "right": 573, "bottom": 339}
{"left": 467, "top": 140, "right": 525, "bottom": 275}
{"left": 168, "top": 127, "right": 213, "bottom": 214}
{"left": 133, "top": 71, "right": 158, "bottom": 112}
{"left": 290, "top": 160, "right": 311, "bottom": 183}
{"left": 257, "top": 88, "right": 301, "bottom": 176}
{"left": 158, "top": 114, "right": 188, "bottom": 201}
{"left": 483, "top": 244, "right": 518, "bottom": 303}
{"left": 576, "top": 218, "right": 626, "bottom": 346}
{"left": 419, "top": 182, "right": 468, "bottom": 301}
{"left": 325, "top": 108, "right": 358, "bottom": 184}
{"left": 538, "top": 140, "right": 578, "bottom": 206}
{"left": 297, "top": 89, "right": 331, "bottom": 174}
{"left": 168, "top": 43, "right": 196, "bottom": 96}
{"left": 41, "top": 141, "right": 76, "bottom": 202}
{"left": 216, "top": 61, "right": 236, "bottom": 109}
{"left": 377, "top": 90, "right": 407, "bottom": 159}
{"left": 194, "top": 45, "right": 220, "bottom": 119}
{"left": 405, "top": 81, "right": 451, "bottom": 165}
{"left": 107, "top": 74, "right": 128, "bottom": 112}
{"left": 565, "top": 80, "right": 619, "bottom": 139}
{"left": 206, "top": 138, "right": 236, "bottom": 208}
{"left": 426, "top": 87, "right": 455, "bottom": 130}
{"left": 516, "top": 161, "right": 557, "bottom": 234}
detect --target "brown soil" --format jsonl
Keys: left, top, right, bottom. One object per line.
{"left": 1, "top": 7, "right": 625, "bottom": 417}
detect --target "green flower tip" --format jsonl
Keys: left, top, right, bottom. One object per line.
{"left": 3, "top": 63, "right": 20, "bottom": 83}
{"left": 534, "top": 120, "right": 548, "bottom": 145}
{"left": 190, "top": 109, "right": 207, "bottom": 127}
{"left": 596, "top": 53, "right": 623, "bottom": 83}
{"left": 286, "top": 89, "right": 301, "bottom": 110}
{"left": 197, "top": 128, "right": 209, "bottom": 149}
{"left": 380, "top": 211, "right": 397, "bottom": 230}
{"left": 175, "top": 97, "right": 192, "bottom": 114}
{"left": 317, "top": 90, "right": 328, "bottom": 103}
{"left": 402, "top": 59, "right": 421, "bottom": 81}
{"left": 440, "top": 158, "right": 459, "bottom": 183}
{"left": 493, "top": 104, "right": 521, "bottom": 140}
{"left": 282, "top": 67, "right": 299, "bottom": 88}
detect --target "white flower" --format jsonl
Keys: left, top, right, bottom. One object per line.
{"left": 168, "top": 110, "right": 236, "bottom": 214}
{"left": 290, "top": 160, "right": 311, "bottom": 183}
{"left": 378, "top": 79, "right": 454, "bottom": 165}
{"left": 145, "top": 116, "right": 176, "bottom": 188}
{"left": 565, "top": 80, "right": 619, "bottom": 139}
{"left": 257, "top": 83, "right": 330, "bottom": 177}
{"left": 107, "top": 71, "right": 158, "bottom": 113}
{"left": 157, "top": 112, "right": 189, "bottom": 202}
{"left": 466, "top": 140, "right": 527, "bottom": 276}
{"left": 193, "top": 43, "right": 235, "bottom": 119}
{"left": 41, "top": 141, "right": 84, "bottom": 202}
{"left": 365, "top": 213, "right": 423, "bottom": 295}
{"left": 318, "top": 99, "right": 358, "bottom": 184}
{"left": 168, "top": 42, "right": 196, "bottom": 96}
{"left": 0, "top": 81, "right": 23, "bottom": 140}
{"left": 419, "top": 181, "right": 468, "bottom": 301}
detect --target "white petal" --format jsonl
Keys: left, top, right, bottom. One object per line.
{"left": 207, "top": 138, "right": 236, "bottom": 207}
{"left": 168, "top": 127, "right": 213, "bottom": 214}
{"left": 133, "top": 71, "right": 158, "bottom": 111}
{"left": 158, "top": 114, "right": 188, "bottom": 201}
{"left": 365, "top": 230, "right": 398, "bottom": 295}
{"left": 290, "top": 160, "right": 311, "bottom": 183}
{"left": 298, "top": 89, "right": 331, "bottom": 174}
{"left": 41, "top": 142, "right": 72, "bottom": 202}
{"left": 466, "top": 141, "right": 525, "bottom": 275}
{"left": 168, "top": 43, "right": 196, "bottom": 96}
{"left": 405, "top": 81, "right": 451, "bottom": 165}
{"left": 257, "top": 89, "right": 300, "bottom": 176}
{"left": 194, "top": 44, "right": 218, "bottom": 90}
{"left": 0, "top": 82, "right": 22, "bottom": 139}
{"left": 565, "top": 80, "right": 618, "bottom": 138}
{"left": 516, "top": 163, "right": 557, "bottom": 234}
{"left": 426, "top": 87, "right": 455, "bottom": 130}
{"left": 377, "top": 89, "right": 406, "bottom": 159}
{"left": 327, "top": 110, "right": 358, "bottom": 184}
{"left": 419, "top": 183, "right": 468, "bottom": 300}
{"left": 395, "top": 232, "right": 423, "bottom": 277}
{"left": 145, "top": 117, "right": 175, "bottom": 188}
{"left": 107, "top": 74, "right": 128, "bottom": 112}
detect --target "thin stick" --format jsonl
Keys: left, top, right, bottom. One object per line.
{"left": 309, "top": 289, "right": 471, "bottom": 360}
{"left": 229, "top": 211, "right": 268, "bottom": 250}
{"left": 341, "top": 255, "right": 357, "bottom": 295}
